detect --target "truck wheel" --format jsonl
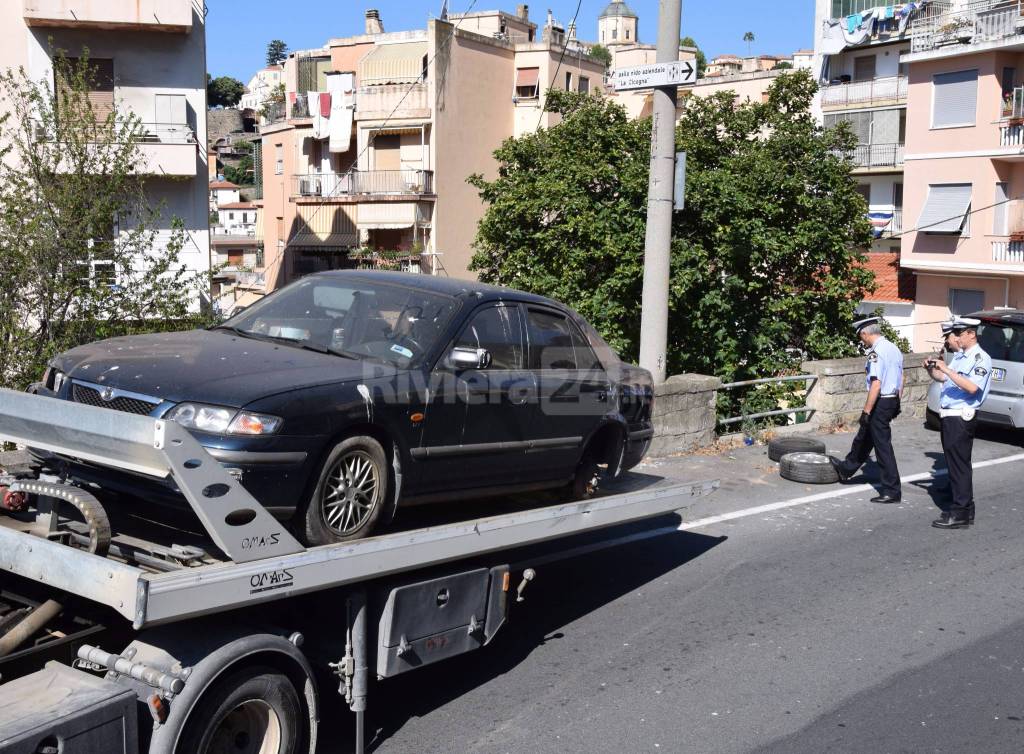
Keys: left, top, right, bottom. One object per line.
{"left": 767, "top": 436, "right": 827, "bottom": 462}
{"left": 925, "top": 408, "right": 941, "bottom": 431}
{"left": 177, "top": 665, "right": 301, "bottom": 754}
{"left": 300, "top": 435, "right": 388, "bottom": 546}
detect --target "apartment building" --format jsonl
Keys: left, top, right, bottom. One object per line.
{"left": 240, "top": 64, "right": 283, "bottom": 113}
{"left": 0, "top": 0, "right": 211, "bottom": 301}
{"left": 258, "top": 7, "right": 606, "bottom": 288}
{"left": 899, "top": 0, "right": 1024, "bottom": 348}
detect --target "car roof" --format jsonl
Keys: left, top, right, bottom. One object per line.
{"left": 309, "top": 269, "right": 564, "bottom": 308}
{"left": 970, "top": 309, "right": 1024, "bottom": 325}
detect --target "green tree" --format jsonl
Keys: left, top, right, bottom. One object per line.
{"left": 680, "top": 36, "right": 707, "bottom": 77}
{"left": 743, "top": 31, "right": 755, "bottom": 56}
{"left": 469, "top": 72, "right": 874, "bottom": 391}
{"left": 773, "top": 61, "right": 794, "bottom": 70}
{"left": 207, "top": 75, "right": 245, "bottom": 108}
{"left": 589, "top": 44, "right": 613, "bottom": 69}
{"left": 0, "top": 53, "right": 208, "bottom": 389}
{"left": 266, "top": 39, "right": 288, "bottom": 67}
{"left": 223, "top": 155, "right": 254, "bottom": 186}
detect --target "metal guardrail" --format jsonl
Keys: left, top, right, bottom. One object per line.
{"left": 718, "top": 374, "right": 817, "bottom": 427}
{"left": 821, "top": 76, "right": 907, "bottom": 109}
{"left": 911, "top": 0, "right": 1024, "bottom": 53}
{"left": 293, "top": 169, "right": 434, "bottom": 197}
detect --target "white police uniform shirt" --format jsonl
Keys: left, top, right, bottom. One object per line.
{"left": 940, "top": 343, "right": 993, "bottom": 410}
{"left": 865, "top": 336, "right": 903, "bottom": 396}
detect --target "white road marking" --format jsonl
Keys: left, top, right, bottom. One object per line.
{"left": 679, "top": 451, "right": 1024, "bottom": 532}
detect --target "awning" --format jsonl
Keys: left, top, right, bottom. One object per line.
{"left": 358, "top": 42, "right": 427, "bottom": 86}
{"left": 288, "top": 205, "right": 358, "bottom": 248}
{"left": 515, "top": 67, "right": 540, "bottom": 87}
{"left": 917, "top": 184, "right": 971, "bottom": 234}
{"left": 357, "top": 202, "right": 428, "bottom": 230}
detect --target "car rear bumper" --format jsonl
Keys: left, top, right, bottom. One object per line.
{"left": 622, "top": 425, "right": 653, "bottom": 471}
{"left": 927, "top": 381, "right": 1024, "bottom": 428}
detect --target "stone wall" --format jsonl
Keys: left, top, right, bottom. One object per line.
{"left": 208, "top": 109, "right": 244, "bottom": 146}
{"left": 801, "top": 351, "right": 932, "bottom": 428}
{"left": 649, "top": 374, "right": 721, "bottom": 456}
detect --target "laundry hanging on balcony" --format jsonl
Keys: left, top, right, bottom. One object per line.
{"left": 820, "top": 0, "right": 930, "bottom": 53}
{"left": 326, "top": 72, "right": 355, "bottom": 154}
{"left": 868, "top": 211, "right": 894, "bottom": 238}
{"left": 310, "top": 91, "right": 331, "bottom": 139}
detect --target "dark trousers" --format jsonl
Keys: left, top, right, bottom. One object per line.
{"left": 940, "top": 415, "right": 977, "bottom": 521}
{"left": 839, "top": 396, "right": 901, "bottom": 497}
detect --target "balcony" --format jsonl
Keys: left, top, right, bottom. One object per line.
{"left": 839, "top": 142, "right": 905, "bottom": 170}
{"left": 136, "top": 122, "right": 198, "bottom": 176}
{"left": 869, "top": 208, "right": 903, "bottom": 237}
{"left": 23, "top": 0, "right": 194, "bottom": 32}
{"left": 821, "top": 76, "right": 907, "bottom": 110}
{"left": 992, "top": 240, "right": 1024, "bottom": 261}
{"left": 292, "top": 170, "right": 435, "bottom": 200}
{"left": 357, "top": 83, "right": 431, "bottom": 121}
{"left": 911, "top": 0, "right": 1024, "bottom": 54}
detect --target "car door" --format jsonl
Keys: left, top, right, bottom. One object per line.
{"left": 523, "top": 306, "right": 611, "bottom": 479}
{"left": 415, "top": 302, "right": 536, "bottom": 493}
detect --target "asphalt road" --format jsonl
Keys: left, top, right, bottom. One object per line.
{"left": 323, "top": 421, "right": 1024, "bottom": 753}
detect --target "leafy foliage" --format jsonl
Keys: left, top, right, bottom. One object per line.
{"left": 207, "top": 75, "right": 245, "bottom": 108}
{"left": 0, "top": 53, "right": 208, "bottom": 389}
{"left": 774, "top": 61, "right": 794, "bottom": 70}
{"left": 680, "top": 36, "right": 707, "bottom": 77}
{"left": 266, "top": 40, "right": 288, "bottom": 68}
{"left": 469, "top": 72, "right": 874, "bottom": 394}
{"left": 588, "top": 44, "right": 613, "bottom": 69}
{"left": 868, "top": 306, "right": 912, "bottom": 352}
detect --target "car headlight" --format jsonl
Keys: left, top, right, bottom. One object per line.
{"left": 53, "top": 371, "right": 67, "bottom": 394}
{"left": 165, "top": 403, "right": 282, "bottom": 435}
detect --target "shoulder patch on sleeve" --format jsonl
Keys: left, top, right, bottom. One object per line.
{"left": 975, "top": 366, "right": 988, "bottom": 377}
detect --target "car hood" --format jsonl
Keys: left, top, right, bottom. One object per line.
{"left": 53, "top": 329, "right": 395, "bottom": 408}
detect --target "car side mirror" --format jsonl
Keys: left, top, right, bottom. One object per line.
{"left": 450, "top": 347, "right": 491, "bottom": 370}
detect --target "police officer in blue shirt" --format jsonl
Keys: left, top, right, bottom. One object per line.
{"left": 834, "top": 317, "right": 904, "bottom": 502}
{"left": 924, "top": 317, "right": 993, "bottom": 529}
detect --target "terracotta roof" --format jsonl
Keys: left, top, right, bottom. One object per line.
{"left": 862, "top": 251, "right": 916, "bottom": 304}
{"left": 217, "top": 202, "right": 257, "bottom": 209}
{"left": 210, "top": 180, "right": 240, "bottom": 189}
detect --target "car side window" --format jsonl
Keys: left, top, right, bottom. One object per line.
{"left": 527, "top": 309, "right": 577, "bottom": 370}
{"left": 454, "top": 305, "right": 524, "bottom": 369}
{"left": 568, "top": 320, "right": 602, "bottom": 372}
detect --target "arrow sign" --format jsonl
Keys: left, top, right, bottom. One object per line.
{"left": 610, "top": 59, "right": 696, "bottom": 91}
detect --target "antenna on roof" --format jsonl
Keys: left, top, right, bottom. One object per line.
{"left": 440, "top": 0, "right": 449, "bottom": 20}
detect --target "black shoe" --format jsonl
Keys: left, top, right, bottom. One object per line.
{"left": 830, "top": 458, "right": 852, "bottom": 482}
{"left": 870, "top": 494, "right": 901, "bottom": 504}
{"left": 932, "top": 516, "right": 970, "bottom": 529}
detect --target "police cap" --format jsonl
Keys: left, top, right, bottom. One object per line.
{"left": 853, "top": 316, "right": 880, "bottom": 334}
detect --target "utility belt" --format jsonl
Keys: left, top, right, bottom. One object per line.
{"left": 940, "top": 407, "right": 977, "bottom": 420}
{"left": 879, "top": 394, "right": 899, "bottom": 399}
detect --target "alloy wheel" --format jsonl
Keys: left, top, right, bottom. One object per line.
{"left": 321, "top": 449, "right": 381, "bottom": 534}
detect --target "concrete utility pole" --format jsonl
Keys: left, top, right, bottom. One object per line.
{"left": 638, "top": 0, "right": 682, "bottom": 384}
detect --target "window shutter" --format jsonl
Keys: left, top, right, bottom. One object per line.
{"left": 932, "top": 70, "right": 978, "bottom": 128}
{"left": 994, "top": 182, "right": 1009, "bottom": 235}
{"left": 917, "top": 183, "right": 972, "bottom": 233}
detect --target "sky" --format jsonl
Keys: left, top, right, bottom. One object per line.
{"left": 205, "top": 0, "right": 815, "bottom": 82}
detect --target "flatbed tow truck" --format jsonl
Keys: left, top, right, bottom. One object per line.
{"left": 0, "top": 389, "right": 716, "bottom": 754}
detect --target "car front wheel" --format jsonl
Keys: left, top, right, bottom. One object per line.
{"left": 300, "top": 436, "right": 388, "bottom": 546}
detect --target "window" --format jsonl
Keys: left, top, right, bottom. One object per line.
{"left": 578, "top": 76, "right": 590, "bottom": 94}
{"left": 228, "top": 212, "right": 235, "bottom": 221}
{"left": 625, "top": 28, "right": 630, "bottom": 40}
{"left": 856, "top": 184, "right": 871, "bottom": 204}
{"left": 527, "top": 309, "right": 576, "bottom": 370}
{"left": 56, "top": 57, "right": 114, "bottom": 120}
{"left": 515, "top": 67, "right": 540, "bottom": 100}
{"left": 612, "top": 28, "right": 617, "bottom": 40}
{"left": 853, "top": 55, "right": 876, "bottom": 82}
{"left": 565, "top": 71, "right": 572, "bottom": 91}
{"left": 994, "top": 182, "right": 1010, "bottom": 235}
{"left": 976, "top": 321, "right": 1024, "bottom": 362}
{"left": 932, "top": 69, "right": 978, "bottom": 128}
{"left": 569, "top": 321, "right": 602, "bottom": 371}
{"left": 831, "top": 0, "right": 881, "bottom": 18}
{"left": 918, "top": 183, "right": 972, "bottom": 234}
{"left": 455, "top": 305, "right": 524, "bottom": 369}
{"left": 949, "top": 288, "right": 985, "bottom": 316}
{"left": 1002, "top": 67, "right": 1016, "bottom": 97}
{"left": 274, "top": 143, "right": 283, "bottom": 175}
{"left": 893, "top": 182, "right": 903, "bottom": 209}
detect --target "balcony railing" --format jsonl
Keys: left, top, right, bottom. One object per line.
{"left": 911, "top": 0, "right": 1024, "bottom": 53}
{"left": 292, "top": 170, "right": 434, "bottom": 198}
{"left": 1000, "top": 122, "right": 1024, "bottom": 145}
{"left": 821, "top": 76, "right": 908, "bottom": 109}
{"left": 838, "top": 142, "right": 905, "bottom": 168}
{"left": 357, "top": 83, "right": 430, "bottom": 120}
{"left": 992, "top": 240, "right": 1024, "bottom": 262}
{"left": 23, "top": 0, "right": 194, "bottom": 32}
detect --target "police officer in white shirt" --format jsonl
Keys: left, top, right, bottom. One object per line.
{"left": 924, "top": 317, "right": 993, "bottom": 529}
{"left": 834, "top": 317, "right": 904, "bottom": 502}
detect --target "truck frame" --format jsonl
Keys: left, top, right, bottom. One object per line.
{"left": 0, "top": 389, "right": 716, "bottom": 754}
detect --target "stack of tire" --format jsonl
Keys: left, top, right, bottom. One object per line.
{"left": 768, "top": 436, "right": 839, "bottom": 484}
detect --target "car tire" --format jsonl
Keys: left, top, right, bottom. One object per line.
{"left": 176, "top": 665, "right": 301, "bottom": 754}
{"left": 300, "top": 436, "right": 388, "bottom": 546}
{"left": 569, "top": 453, "right": 602, "bottom": 501}
{"left": 767, "top": 435, "right": 827, "bottom": 462}
{"left": 925, "top": 408, "right": 941, "bottom": 431}
{"left": 778, "top": 452, "right": 840, "bottom": 484}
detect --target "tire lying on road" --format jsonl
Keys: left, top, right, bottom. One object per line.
{"left": 778, "top": 452, "right": 840, "bottom": 484}
{"left": 767, "top": 435, "right": 827, "bottom": 462}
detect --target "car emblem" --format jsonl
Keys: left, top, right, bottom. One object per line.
{"left": 100, "top": 387, "right": 115, "bottom": 402}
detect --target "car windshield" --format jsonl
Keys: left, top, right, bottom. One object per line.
{"left": 220, "top": 276, "right": 461, "bottom": 366}
{"left": 977, "top": 320, "right": 1024, "bottom": 363}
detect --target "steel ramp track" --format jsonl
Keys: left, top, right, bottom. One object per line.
{"left": 0, "top": 389, "right": 303, "bottom": 563}
{"left": 0, "top": 479, "right": 716, "bottom": 628}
